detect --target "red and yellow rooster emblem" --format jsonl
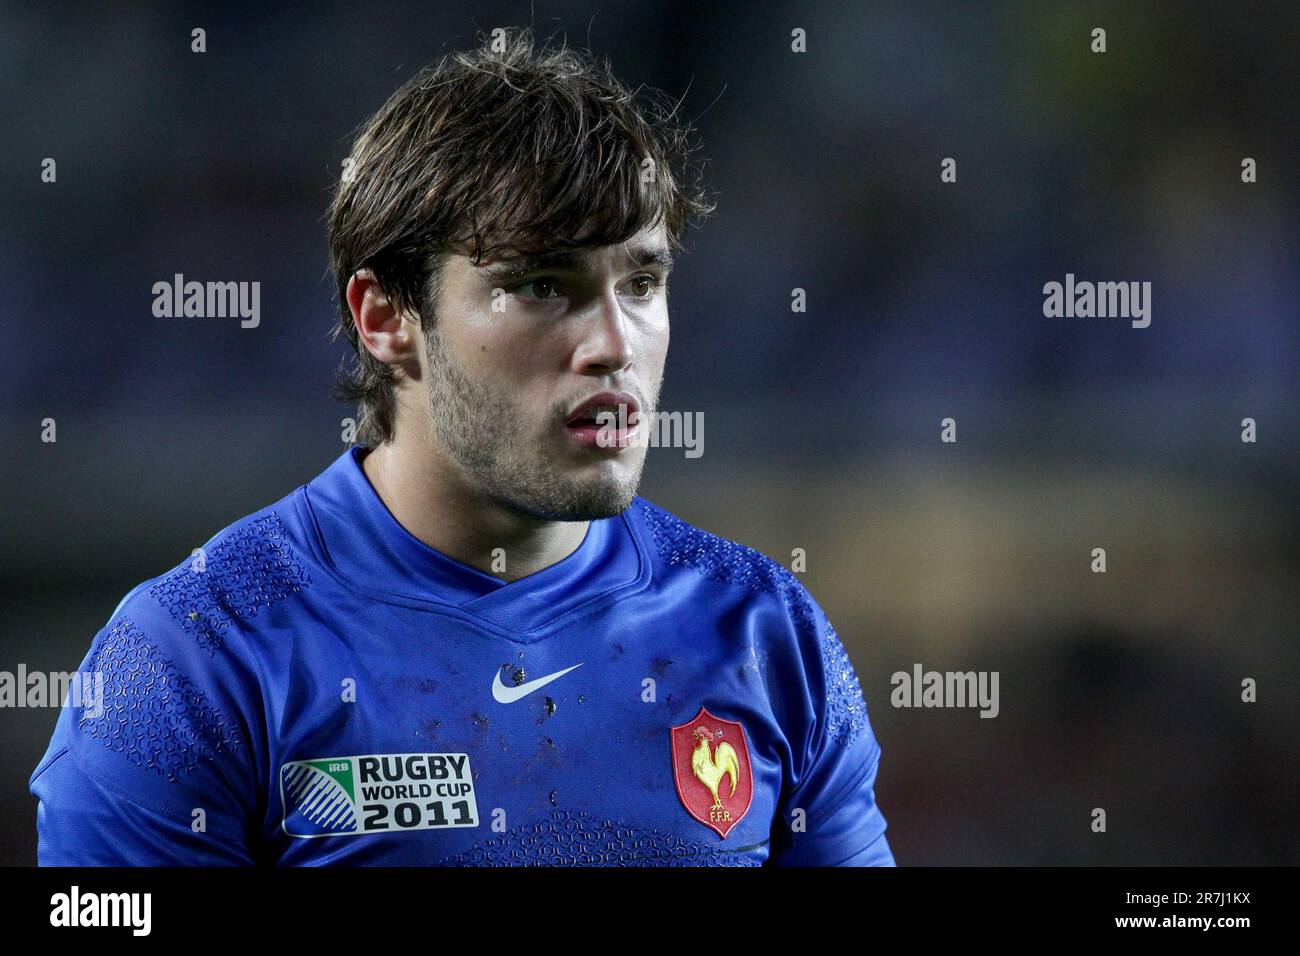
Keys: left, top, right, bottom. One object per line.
{"left": 670, "top": 707, "right": 753, "bottom": 838}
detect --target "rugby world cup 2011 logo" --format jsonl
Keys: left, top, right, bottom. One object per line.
{"left": 280, "top": 752, "right": 478, "bottom": 838}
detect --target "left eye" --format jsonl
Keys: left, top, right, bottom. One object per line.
{"left": 628, "top": 276, "right": 660, "bottom": 298}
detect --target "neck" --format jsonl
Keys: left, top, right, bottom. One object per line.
{"left": 359, "top": 440, "right": 589, "bottom": 583}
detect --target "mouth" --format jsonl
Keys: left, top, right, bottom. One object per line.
{"left": 564, "top": 391, "right": 641, "bottom": 450}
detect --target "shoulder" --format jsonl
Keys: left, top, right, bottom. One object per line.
{"left": 626, "top": 496, "right": 871, "bottom": 748}
{"left": 627, "top": 495, "right": 814, "bottom": 619}
{"left": 71, "top": 496, "right": 314, "bottom": 781}
{"left": 137, "top": 497, "right": 315, "bottom": 656}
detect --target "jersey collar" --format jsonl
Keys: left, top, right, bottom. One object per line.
{"left": 301, "top": 446, "right": 648, "bottom": 638}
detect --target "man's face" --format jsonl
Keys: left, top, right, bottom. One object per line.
{"left": 419, "top": 223, "right": 672, "bottom": 521}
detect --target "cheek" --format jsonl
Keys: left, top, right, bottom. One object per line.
{"left": 642, "top": 312, "right": 670, "bottom": 362}
{"left": 453, "top": 319, "right": 563, "bottom": 414}
{"left": 474, "top": 330, "right": 562, "bottom": 377}
{"left": 451, "top": 310, "right": 537, "bottom": 373}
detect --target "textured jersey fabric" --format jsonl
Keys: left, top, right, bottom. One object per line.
{"left": 30, "top": 446, "right": 894, "bottom": 866}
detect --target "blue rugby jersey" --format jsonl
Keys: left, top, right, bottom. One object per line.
{"left": 30, "top": 446, "right": 894, "bottom": 866}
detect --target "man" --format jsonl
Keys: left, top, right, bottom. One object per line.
{"left": 30, "top": 27, "right": 894, "bottom": 866}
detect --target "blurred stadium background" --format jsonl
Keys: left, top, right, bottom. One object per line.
{"left": 1, "top": 0, "right": 1296, "bottom": 865}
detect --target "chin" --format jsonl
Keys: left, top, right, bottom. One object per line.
{"left": 502, "top": 473, "right": 640, "bottom": 523}
{"left": 550, "top": 482, "right": 638, "bottom": 521}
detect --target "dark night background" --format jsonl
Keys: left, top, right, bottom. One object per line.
{"left": 1, "top": 0, "right": 1297, "bottom": 865}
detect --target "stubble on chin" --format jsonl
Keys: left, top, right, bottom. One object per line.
{"left": 423, "top": 328, "right": 650, "bottom": 522}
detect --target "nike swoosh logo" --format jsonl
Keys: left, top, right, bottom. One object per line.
{"left": 491, "top": 663, "right": 583, "bottom": 704}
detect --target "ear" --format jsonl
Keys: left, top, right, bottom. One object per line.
{"left": 345, "top": 269, "right": 421, "bottom": 368}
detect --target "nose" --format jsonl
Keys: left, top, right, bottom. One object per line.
{"left": 571, "top": 288, "right": 633, "bottom": 376}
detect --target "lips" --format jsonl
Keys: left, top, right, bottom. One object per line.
{"left": 565, "top": 391, "right": 641, "bottom": 427}
{"left": 564, "top": 391, "right": 641, "bottom": 449}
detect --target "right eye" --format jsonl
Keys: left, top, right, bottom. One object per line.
{"left": 514, "top": 278, "right": 563, "bottom": 300}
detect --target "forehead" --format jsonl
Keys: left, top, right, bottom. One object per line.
{"left": 445, "top": 222, "right": 671, "bottom": 276}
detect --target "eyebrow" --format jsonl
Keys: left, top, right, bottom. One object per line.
{"left": 476, "top": 246, "right": 675, "bottom": 284}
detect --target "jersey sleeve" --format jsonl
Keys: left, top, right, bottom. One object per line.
{"left": 29, "top": 582, "right": 262, "bottom": 866}
{"left": 770, "top": 595, "right": 895, "bottom": 867}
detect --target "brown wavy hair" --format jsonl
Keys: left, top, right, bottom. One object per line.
{"left": 327, "top": 26, "right": 716, "bottom": 448}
